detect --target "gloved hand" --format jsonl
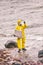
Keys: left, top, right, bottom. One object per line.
{"left": 24, "top": 21, "right": 26, "bottom": 24}
{"left": 13, "top": 34, "right": 16, "bottom": 37}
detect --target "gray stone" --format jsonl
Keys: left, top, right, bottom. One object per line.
{"left": 5, "top": 41, "right": 17, "bottom": 48}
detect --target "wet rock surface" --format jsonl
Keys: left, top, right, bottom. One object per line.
{"left": 5, "top": 41, "right": 17, "bottom": 48}
{"left": 38, "top": 50, "right": 43, "bottom": 58}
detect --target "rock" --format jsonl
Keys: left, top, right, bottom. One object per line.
{"left": 39, "top": 59, "right": 43, "bottom": 63}
{"left": 0, "top": 58, "right": 4, "bottom": 61}
{"left": 12, "top": 62, "right": 21, "bottom": 65}
{"left": 5, "top": 41, "right": 17, "bottom": 48}
{"left": 38, "top": 50, "right": 43, "bottom": 63}
{"left": 38, "top": 50, "right": 43, "bottom": 58}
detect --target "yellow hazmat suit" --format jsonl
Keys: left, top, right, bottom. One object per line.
{"left": 16, "top": 19, "right": 28, "bottom": 50}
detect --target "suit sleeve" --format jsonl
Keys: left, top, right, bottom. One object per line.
{"left": 22, "top": 24, "right": 28, "bottom": 29}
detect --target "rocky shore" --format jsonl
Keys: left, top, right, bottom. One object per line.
{"left": 0, "top": 48, "right": 43, "bottom": 65}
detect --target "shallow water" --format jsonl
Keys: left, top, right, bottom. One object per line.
{"left": 0, "top": 0, "right": 43, "bottom": 61}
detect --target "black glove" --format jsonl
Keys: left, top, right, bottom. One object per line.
{"left": 24, "top": 21, "right": 26, "bottom": 24}
{"left": 13, "top": 34, "right": 16, "bottom": 37}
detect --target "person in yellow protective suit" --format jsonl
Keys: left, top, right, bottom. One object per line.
{"left": 15, "top": 19, "right": 28, "bottom": 53}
